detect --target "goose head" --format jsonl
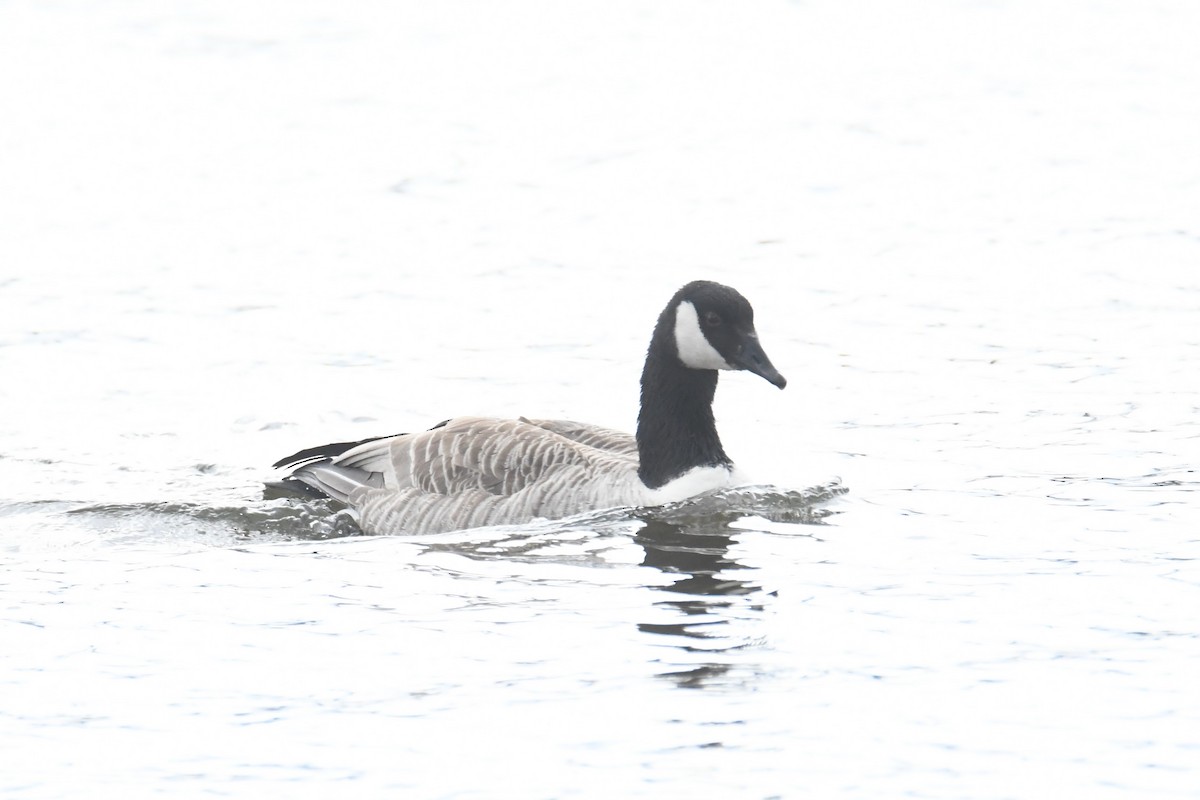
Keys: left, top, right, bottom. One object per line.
{"left": 670, "top": 280, "right": 787, "bottom": 389}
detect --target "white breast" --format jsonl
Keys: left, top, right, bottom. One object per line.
{"left": 645, "top": 463, "right": 743, "bottom": 505}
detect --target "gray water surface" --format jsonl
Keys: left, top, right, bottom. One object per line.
{"left": 2, "top": 1, "right": 1199, "bottom": 797}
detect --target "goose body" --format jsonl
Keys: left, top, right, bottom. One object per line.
{"left": 271, "top": 280, "right": 786, "bottom": 535}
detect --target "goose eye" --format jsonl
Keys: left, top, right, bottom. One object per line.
{"left": 704, "top": 311, "right": 722, "bottom": 327}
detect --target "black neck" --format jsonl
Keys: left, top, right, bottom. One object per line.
{"left": 636, "top": 317, "right": 730, "bottom": 489}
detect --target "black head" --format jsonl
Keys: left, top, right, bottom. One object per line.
{"left": 668, "top": 280, "right": 787, "bottom": 389}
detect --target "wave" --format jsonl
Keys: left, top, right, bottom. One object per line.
{"left": 3, "top": 480, "right": 846, "bottom": 550}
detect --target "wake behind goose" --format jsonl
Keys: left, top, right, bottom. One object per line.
{"left": 270, "top": 280, "right": 787, "bottom": 535}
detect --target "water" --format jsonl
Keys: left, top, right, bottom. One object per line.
{"left": 2, "top": 0, "right": 1199, "bottom": 797}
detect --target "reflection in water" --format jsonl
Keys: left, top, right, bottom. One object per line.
{"left": 634, "top": 515, "right": 766, "bottom": 689}
{"left": 276, "top": 483, "right": 843, "bottom": 691}
{"left": 312, "top": 483, "right": 843, "bottom": 690}
{"left": 636, "top": 517, "right": 759, "bottom": 597}
{"left": 656, "top": 663, "right": 736, "bottom": 689}
{"left": 632, "top": 483, "right": 843, "bottom": 689}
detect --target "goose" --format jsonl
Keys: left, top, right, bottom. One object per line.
{"left": 270, "top": 280, "right": 786, "bottom": 535}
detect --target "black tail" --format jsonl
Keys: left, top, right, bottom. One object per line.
{"left": 263, "top": 477, "right": 333, "bottom": 500}
{"left": 271, "top": 434, "right": 397, "bottom": 470}
{"left": 271, "top": 419, "right": 453, "bottom": 471}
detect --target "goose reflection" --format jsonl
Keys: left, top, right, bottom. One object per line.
{"left": 400, "top": 484, "right": 842, "bottom": 689}
{"left": 636, "top": 516, "right": 760, "bottom": 600}
{"left": 631, "top": 484, "right": 843, "bottom": 689}
{"left": 633, "top": 514, "right": 767, "bottom": 690}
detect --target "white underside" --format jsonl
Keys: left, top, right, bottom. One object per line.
{"left": 326, "top": 461, "right": 750, "bottom": 535}
{"left": 644, "top": 463, "right": 747, "bottom": 505}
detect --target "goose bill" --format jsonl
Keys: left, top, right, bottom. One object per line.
{"left": 731, "top": 333, "right": 787, "bottom": 389}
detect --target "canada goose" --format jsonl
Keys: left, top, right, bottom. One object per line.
{"left": 271, "top": 280, "right": 786, "bottom": 534}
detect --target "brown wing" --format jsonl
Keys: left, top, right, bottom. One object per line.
{"left": 518, "top": 418, "right": 638, "bottom": 458}
{"left": 332, "top": 416, "right": 633, "bottom": 497}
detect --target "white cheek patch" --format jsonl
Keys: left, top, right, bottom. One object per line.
{"left": 674, "top": 300, "right": 732, "bottom": 370}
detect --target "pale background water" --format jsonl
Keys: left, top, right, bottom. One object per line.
{"left": 2, "top": 1, "right": 1198, "bottom": 797}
